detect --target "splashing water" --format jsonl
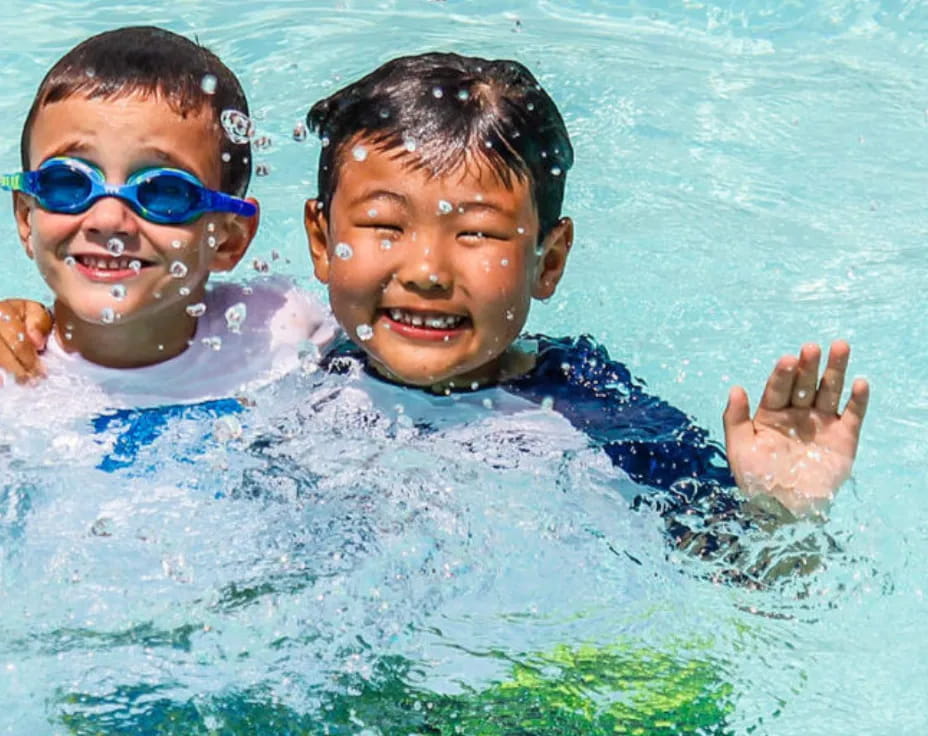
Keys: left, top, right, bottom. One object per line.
{"left": 200, "top": 74, "right": 217, "bottom": 94}
{"left": 335, "top": 242, "right": 354, "bottom": 260}
{"left": 106, "top": 238, "right": 125, "bottom": 256}
{"left": 169, "top": 262, "right": 189, "bottom": 279}
{"left": 220, "top": 109, "right": 255, "bottom": 144}
{"left": 99, "top": 307, "right": 115, "bottom": 324}
{"left": 351, "top": 145, "right": 368, "bottom": 162}
{"left": 185, "top": 303, "right": 207, "bottom": 318}
{"left": 356, "top": 323, "right": 374, "bottom": 341}
{"left": 224, "top": 302, "right": 247, "bottom": 333}
{"left": 110, "top": 284, "right": 126, "bottom": 301}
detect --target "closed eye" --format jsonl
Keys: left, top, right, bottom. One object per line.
{"left": 459, "top": 231, "right": 509, "bottom": 241}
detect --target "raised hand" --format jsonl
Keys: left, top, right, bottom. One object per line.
{"left": 723, "top": 340, "right": 869, "bottom": 517}
{"left": 0, "top": 299, "right": 53, "bottom": 385}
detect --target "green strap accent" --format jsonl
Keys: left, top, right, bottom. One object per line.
{"left": 0, "top": 172, "right": 24, "bottom": 191}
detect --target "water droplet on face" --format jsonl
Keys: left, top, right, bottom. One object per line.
{"left": 380, "top": 239, "right": 392, "bottom": 250}
{"left": 335, "top": 242, "right": 354, "bottom": 260}
{"left": 207, "top": 236, "right": 217, "bottom": 248}
{"left": 500, "top": 258, "right": 510, "bottom": 267}
{"left": 100, "top": 307, "right": 115, "bottom": 324}
{"left": 200, "top": 74, "right": 218, "bottom": 94}
{"left": 527, "top": 102, "right": 535, "bottom": 111}
{"left": 171, "top": 239, "right": 183, "bottom": 249}
{"left": 367, "top": 208, "right": 378, "bottom": 218}
{"left": 224, "top": 302, "right": 247, "bottom": 333}
{"left": 292, "top": 122, "right": 308, "bottom": 141}
{"left": 186, "top": 302, "right": 207, "bottom": 317}
{"left": 432, "top": 86, "right": 444, "bottom": 98}
{"left": 207, "top": 222, "right": 216, "bottom": 233}
{"left": 110, "top": 284, "right": 126, "bottom": 301}
{"left": 437, "top": 200, "right": 453, "bottom": 215}
{"left": 351, "top": 145, "right": 368, "bottom": 162}
{"left": 179, "top": 286, "right": 191, "bottom": 296}
{"left": 64, "top": 256, "right": 76, "bottom": 268}
{"left": 505, "top": 308, "right": 515, "bottom": 321}
{"left": 403, "top": 137, "right": 417, "bottom": 152}
{"left": 157, "top": 343, "right": 164, "bottom": 351}
{"left": 153, "top": 291, "right": 162, "bottom": 299}
{"left": 428, "top": 273, "right": 439, "bottom": 283}
{"left": 356, "top": 323, "right": 374, "bottom": 341}
{"left": 516, "top": 226, "right": 525, "bottom": 234}
{"left": 169, "top": 261, "right": 189, "bottom": 278}
{"left": 106, "top": 237, "right": 125, "bottom": 256}
{"left": 220, "top": 109, "right": 254, "bottom": 144}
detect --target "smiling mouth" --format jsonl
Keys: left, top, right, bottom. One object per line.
{"left": 384, "top": 308, "right": 470, "bottom": 330}
{"left": 73, "top": 255, "right": 153, "bottom": 271}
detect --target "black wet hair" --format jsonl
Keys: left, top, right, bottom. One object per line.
{"left": 20, "top": 25, "right": 251, "bottom": 197}
{"left": 306, "top": 52, "right": 573, "bottom": 239}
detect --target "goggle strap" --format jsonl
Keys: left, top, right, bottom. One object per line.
{"left": 0, "top": 172, "right": 26, "bottom": 192}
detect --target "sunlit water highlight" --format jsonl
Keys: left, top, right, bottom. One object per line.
{"left": 0, "top": 1, "right": 925, "bottom": 733}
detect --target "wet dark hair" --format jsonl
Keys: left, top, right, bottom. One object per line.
{"left": 307, "top": 52, "right": 573, "bottom": 239}
{"left": 20, "top": 26, "right": 251, "bottom": 197}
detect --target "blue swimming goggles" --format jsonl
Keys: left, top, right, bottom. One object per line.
{"left": 0, "top": 157, "right": 256, "bottom": 224}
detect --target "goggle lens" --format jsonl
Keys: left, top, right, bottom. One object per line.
{"left": 36, "top": 164, "right": 93, "bottom": 211}
{"left": 136, "top": 173, "right": 199, "bottom": 219}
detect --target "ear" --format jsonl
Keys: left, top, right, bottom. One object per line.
{"left": 209, "top": 197, "right": 260, "bottom": 273}
{"left": 13, "top": 193, "right": 35, "bottom": 260}
{"left": 304, "top": 198, "right": 332, "bottom": 284}
{"left": 532, "top": 216, "right": 573, "bottom": 300}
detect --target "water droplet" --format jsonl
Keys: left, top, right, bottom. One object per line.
{"left": 186, "top": 302, "right": 207, "bottom": 317}
{"left": 527, "top": 102, "right": 535, "bottom": 111}
{"left": 255, "top": 163, "right": 270, "bottom": 177}
{"left": 201, "top": 336, "right": 223, "bottom": 351}
{"left": 500, "top": 258, "right": 510, "bottom": 267}
{"left": 201, "top": 74, "right": 218, "bottom": 94}
{"left": 64, "top": 256, "right": 76, "bottom": 267}
{"left": 169, "top": 261, "right": 188, "bottom": 278}
{"left": 253, "top": 135, "right": 272, "bottom": 150}
{"left": 221, "top": 152, "right": 231, "bottom": 162}
{"left": 367, "top": 208, "right": 378, "bottom": 218}
{"left": 63, "top": 331, "right": 72, "bottom": 341}
{"left": 380, "top": 239, "right": 392, "bottom": 250}
{"left": 432, "top": 86, "right": 444, "bottom": 98}
{"left": 207, "top": 236, "right": 217, "bottom": 248}
{"left": 110, "top": 284, "right": 126, "bottom": 301}
{"left": 403, "top": 137, "right": 417, "bottom": 152}
{"left": 470, "top": 381, "right": 479, "bottom": 390}
{"left": 335, "top": 242, "right": 354, "bottom": 260}
{"left": 153, "top": 290, "right": 162, "bottom": 299}
{"left": 224, "top": 302, "right": 247, "bottom": 332}
{"left": 788, "top": 427, "right": 798, "bottom": 438}
{"left": 516, "top": 226, "right": 525, "bottom": 234}
{"left": 428, "top": 273, "right": 439, "bottom": 283}
{"left": 437, "top": 200, "right": 453, "bottom": 215}
{"left": 252, "top": 259, "right": 269, "bottom": 273}
{"left": 797, "top": 389, "right": 808, "bottom": 400}
{"left": 171, "top": 239, "right": 183, "bottom": 249}
{"left": 457, "top": 89, "right": 470, "bottom": 101}
{"left": 551, "top": 166, "right": 562, "bottom": 177}
{"left": 220, "top": 109, "right": 254, "bottom": 144}
{"left": 100, "top": 307, "right": 115, "bottom": 324}
{"left": 482, "top": 398, "right": 494, "bottom": 409}
{"left": 157, "top": 343, "right": 164, "bottom": 351}
{"left": 351, "top": 145, "right": 368, "bottom": 162}
{"left": 207, "top": 222, "right": 216, "bottom": 233}
{"left": 505, "top": 308, "right": 515, "bottom": 321}
{"left": 106, "top": 237, "right": 125, "bottom": 256}
{"left": 321, "top": 135, "right": 331, "bottom": 148}
{"left": 292, "top": 122, "right": 308, "bottom": 141}
{"left": 541, "top": 396, "right": 554, "bottom": 410}
{"left": 356, "top": 323, "right": 374, "bottom": 341}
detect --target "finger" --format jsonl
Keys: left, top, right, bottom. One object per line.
{"left": 759, "top": 355, "right": 799, "bottom": 411}
{"left": 839, "top": 377, "right": 870, "bottom": 443}
{"left": 789, "top": 343, "right": 821, "bottom": 408}
{"left": 814, "top": 339, "right": 850, "bottom": 413}
{"left": 723, "top": 385, "right": 755, "bottom": 453}
{"left": 21, "top": 301, "right": 52, "bottom": 351}
{"left": 0, "top": 329, "right": 34, "bottom": 382}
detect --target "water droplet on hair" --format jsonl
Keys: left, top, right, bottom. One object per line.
{"left": 100, "top": 307, "right": 115, "bottom": 324}
{"left": 356, "top": 323, "right": 374, "bottom": 341}
{"left": 186, "top": 302, "right": 207, "bottom": 317}
{"left": 252, "top": 258, "right": 269, "bottom": 273}
{"left": 106, "top": 237, "right": 125, "bottom": 256}
{"left": 457, "top": 89, "right": 470, "bottom": 101}
{"left": 551, "top": 166, "right": 562, "bottom": 177}
{"left": 201, "top": 74, "right": 218, "bottom": 94}
{"left": 527, "top": 102, "right": 535, "bottom": 111}
{"left": 351, "top": 145, "right": 368, "bottom": 162}
{"left": 64, "top": 256, "right": 76, "bottom": 268}
{"left": 255, "top": 163, "right": 270, "bottom": 177}
{"left": 321, "top": 135, "right": 331, "bottom": 148}
{"left": 221, "top": 152, "right": 231, "bottom": 162}
{"left": 220, "top": 109, "right": 255, "bottom": 144}
{"left": 484, "top": 140, "right": 493, "bottom": 148}
{"left": 334, "top": 242, "right": 354, "bottom": 260}
{"left": 380, "top": 239, "right": 392, "bottom": 250}
{"left": 110, "top": 284, "right": 126, "bottom": 301}
{"left": 437, "top": 200, "right": 453, "bottom": 215}
{"left": 179, "top": 286, "right": 191, "bottom": 296}
{"left": 403, "top": 137, "right": 417, "bottom": 152}
{"left": 169, "top": 261, "right": 188, "bottom": 278}
{"left": 224, "top": 302, "right": 247, "bottom": 333}
{"left": 293, "top": 122, "right": 308, "bottom": 141}
{"left": 379, "top": 108, "right": 390, "bottom": 119}
{"left": 432, "top": 86, "right": 444, "bottom": 98}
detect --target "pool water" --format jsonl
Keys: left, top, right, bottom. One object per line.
{"left": 0, "top": 1, "right": 926, "bottom": 733}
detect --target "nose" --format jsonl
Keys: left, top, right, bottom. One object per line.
{"left": 81, "top": 195, "right": 141, "bottom": 239}
{"left": 395, "top": 241, "right": 453, "bottom": 295}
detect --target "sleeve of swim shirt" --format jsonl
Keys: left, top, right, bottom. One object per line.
{"left": 506, "top": 335, "right": 744, "bottom": 529}
{"left": 267, "top": 282, "right": 338, "bottom": 355}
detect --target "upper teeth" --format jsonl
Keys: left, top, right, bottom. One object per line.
{"left": 388, "top": 309, "right": 463, "bottom": 329}
{"left": 76, "top": 256, "right": 140, "bottom": 270}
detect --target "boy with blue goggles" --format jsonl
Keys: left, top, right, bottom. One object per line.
{"left": 1, "top": 157, "right": 257, "bottom": 224}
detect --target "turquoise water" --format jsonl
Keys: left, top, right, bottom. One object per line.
{"left": 0, "top": 1, "right": 926, "bottom": 733}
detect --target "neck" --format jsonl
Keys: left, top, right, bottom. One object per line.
{"left": 53, "top": 288, "right": 206, "bottom": 369}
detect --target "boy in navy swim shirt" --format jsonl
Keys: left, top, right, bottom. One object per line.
{"left": 302, "top": 52, "right": 869, "bottom": 522}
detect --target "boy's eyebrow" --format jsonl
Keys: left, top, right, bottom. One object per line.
{"left": 347, "top": 189, "right": 408, "bottom": 208}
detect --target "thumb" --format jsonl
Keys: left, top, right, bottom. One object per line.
{"left": 20, "top": 300, "right": 52, "bottom": 351}
{"left": 723, "top": 385, "right": 754, "bottom": 455}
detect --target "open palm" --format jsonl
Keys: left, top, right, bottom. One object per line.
{"left": 723, "top": 341, "right": 869, "bottom": 517}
